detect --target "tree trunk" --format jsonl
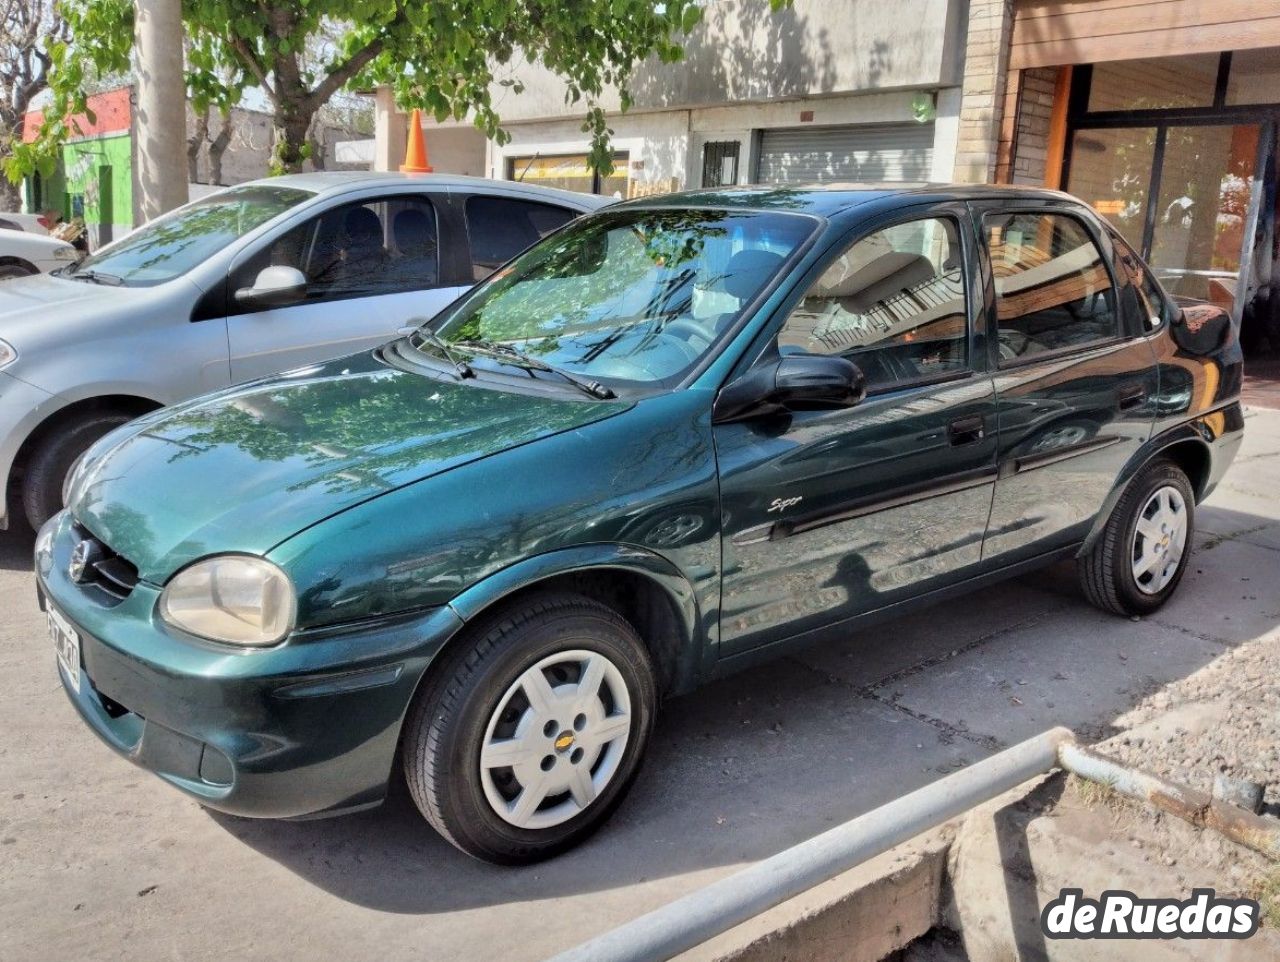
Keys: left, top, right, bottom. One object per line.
{"left": 271, "top": 108, "right": 315, "bottom": 175}
{"left": 187, "top": 109, "right": 208, "bottom": 182}
{"left": 0, "top": 178, "right": 23, "bottom": 214}
{"left": 208, "top": 111, "right": 232, "bottom": 185}
{"left": 133, "top": 0, "right": 189, "bottom": 218}
{"left": 0, "top": 107, "right": 26, "bottom": 212}
{"left": 306, "top": 114, "right": 325, "bottom": 172}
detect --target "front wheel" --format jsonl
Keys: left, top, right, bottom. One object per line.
{"left": 402, "top": 593, "right": 656, "bottom": 864}
{"left": 21, "top": 412, "right": 134, "bottom": 529}
{"left": 1078, "top": 458, "right": 1195, "bottom": 616}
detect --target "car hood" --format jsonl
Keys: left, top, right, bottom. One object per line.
{"left": 0, "top": 273, "right": 146, "bottom": 336}
{"left": 71, "top": 352, "right": 628, "bottom": 582}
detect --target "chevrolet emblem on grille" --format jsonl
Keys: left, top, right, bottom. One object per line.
{"left": 69, "top": 539, "right": 102, "bottom": 584}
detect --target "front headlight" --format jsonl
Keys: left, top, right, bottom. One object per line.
{"left": 53, "top": 246, "right": 79, "bottom": 261}
{"left": 0, "top": 339, "right": 15, "bottom": 369}
{"left": 159, "top": 555, "right": 296, "bottom": 646}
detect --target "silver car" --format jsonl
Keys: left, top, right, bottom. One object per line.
{"left": 0, "top": 172, "right": 608, "bottom": 529}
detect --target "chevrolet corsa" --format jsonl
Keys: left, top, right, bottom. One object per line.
{"left": 37, "top": 186, "right": 1243, "bottom": 863}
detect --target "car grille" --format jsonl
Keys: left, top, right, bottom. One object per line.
{"left": 69, "top": 520, "right": 140, "bottom": 604}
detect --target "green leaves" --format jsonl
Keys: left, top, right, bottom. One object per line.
{"left": 34, "top": 0, "right": 792, "bottom": 180}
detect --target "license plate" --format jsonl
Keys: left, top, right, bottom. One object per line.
{"left": 49, "top": 606, "right": 81, "bottom": 695}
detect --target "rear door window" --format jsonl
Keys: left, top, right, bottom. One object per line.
{"left": 465, "top": 196, "right": 576, "bottom": 280}
{"left": 983, "top": 211, "right": 1120, "bottom": 363}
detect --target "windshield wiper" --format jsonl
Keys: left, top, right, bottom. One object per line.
{"left": 454, "top": 339, "right": 616, "bottom": 400}
{"left": 64, "top": 267, "right": 123, "bottom": 286}
{"left": 411, "top": 327, "right": 475, "bottom": 380}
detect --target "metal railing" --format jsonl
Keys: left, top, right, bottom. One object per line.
{"left": 547, "top": 728, "right": 1280, "bottom": 962}
{"left": 547, "top": 727, "right": 1073, "bottom": 962}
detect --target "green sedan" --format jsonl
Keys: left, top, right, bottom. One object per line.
{"left": 37, "top": 185, "right": 1244, "bottom": 863}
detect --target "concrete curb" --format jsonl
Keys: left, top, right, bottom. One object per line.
{"left": 681, "top": 826, "right": 955, "bottom": 962}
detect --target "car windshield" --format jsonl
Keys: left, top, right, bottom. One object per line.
{"left": 429, "top": 206, "right": 817, "bottom": 387}
{"left": 66, "top": 185, "right": 313, "bottom": 286}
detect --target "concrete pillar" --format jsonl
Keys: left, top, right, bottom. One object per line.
{"left": 132, "top": 0, "right": 189, "bottom": 220}
{"left": 373, "top": 86, "right": 407, "bottom": 172}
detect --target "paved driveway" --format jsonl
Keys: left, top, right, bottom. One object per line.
{"left": 2, "top": 408, "right": 1277, "bottom": 962}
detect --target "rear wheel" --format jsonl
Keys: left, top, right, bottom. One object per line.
{"left": 21, "top": 412, "right": 133, "bottom": 529}
{"left": 402, "top": 592, "right": 656, "bottom": 863}
{"left": 1078, "top": 458, "right": 1194, "bottom": 616}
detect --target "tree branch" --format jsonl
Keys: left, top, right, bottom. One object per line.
{"left": 306, "top": 4, "right": 406, "bottom": 110}
{"left": 229, "top": 35, "right": 274, "bottom": 100}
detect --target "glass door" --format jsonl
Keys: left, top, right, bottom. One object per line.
{"left": 1149, "top": 124, "right": 1260, "bottom": 314}
{"left": 1067, "top": 123, "right": 1261, "bottom": 316}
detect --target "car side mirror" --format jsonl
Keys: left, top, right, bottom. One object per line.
{"left": 1171, "top": 303, "right": 1231, "bottom": 354}
{"left": 234, "top": 265, "right": 307, "bottom": 308}
{"left": 713, "top": 353, "right": 866, "bottom": 424}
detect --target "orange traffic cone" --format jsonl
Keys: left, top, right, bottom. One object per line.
{"left": 400, "top": 108, "right": 433, "bottom": 174}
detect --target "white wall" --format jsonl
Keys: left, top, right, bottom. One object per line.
{"left": 489, "top": 0, "right": 966, "bottom": 121}
{"left": 487, "top": 110, "right": 694, "bottom": 193}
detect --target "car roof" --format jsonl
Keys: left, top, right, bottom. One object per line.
{"left": 614, "top": 183, "right": 1081, "bottom": 217}
{"left": 241, "top": 171, "right": 613, "bottom": 211}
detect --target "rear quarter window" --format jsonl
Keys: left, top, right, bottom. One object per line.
{"left": 465, "top": 196, "right": 576, "bottom": 280}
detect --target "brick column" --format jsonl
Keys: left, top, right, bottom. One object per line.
{"left": 952, "top": 0, "right": 1016, "bottom": 184}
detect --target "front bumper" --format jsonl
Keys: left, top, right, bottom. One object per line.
{"left": 36, "top": 510, "right": 464, "bottom": 818}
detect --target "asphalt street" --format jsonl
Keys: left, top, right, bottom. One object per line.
{"left": 1, "top": 407, "right": 1277, "bottom": 962}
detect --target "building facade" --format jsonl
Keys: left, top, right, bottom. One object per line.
{"left": 987, "top": 0, "right": 1280, "bottom": 351}
{"left": 22, "top": 87, "right": 134, "bottom": 249}
{"left": 24, "top": 87, "right": 373, "bottom": 246}
{"left": 356, "top": 0, "right": 1280, "bottom": 352}
{"left": 373, "top": 0, "right": 974, "bottom": 194}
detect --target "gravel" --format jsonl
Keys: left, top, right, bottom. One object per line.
{"left": 1102, "top": 627, "right": 1280, "bottom": 811}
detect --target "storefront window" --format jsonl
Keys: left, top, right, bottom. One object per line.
{"left": 1148, "top": 124, "right": 1259, "bottom": 310}
{"left": 1225, "top": 48, "right": 1280, "bottom": 106}
{"left": 1087, "top": 53, "right": 1219, "bottom": 112}
{"left": 1066, "top": 127, "right": 1156, "bottom": 251}
{"left": 505, "top": 152, "right": 629, "bottom": 196}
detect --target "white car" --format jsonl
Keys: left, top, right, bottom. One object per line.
{"left": 0, "top": 172, "right": 609, "bottom": 529}
{"left": 0, "top": 212, "right": 52, "bottom": 234}
{"left": 0, "top": 227, "right": 79, "bottom": 279}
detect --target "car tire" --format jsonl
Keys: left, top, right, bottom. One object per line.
{"left": 1077, "top": 458, "right": 1195, "bottom": 617}
{"left": 402, "top": 592, "right": 656, "bottom": 864}
{"left": 0, "top": 263, "right": 36, "bottom": 281}
{"left": 21, "top": 412, "right": 134, "bottom": 529}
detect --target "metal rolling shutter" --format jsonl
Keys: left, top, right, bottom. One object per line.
{"left": 755, "top": 124, "right": 935, "bottom": 184}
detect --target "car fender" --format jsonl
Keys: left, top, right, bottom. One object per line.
{"left": 0, "top": 381, "right": 167, "bottom": 520}
{"left": 446, "top": 542, "right": 707, "bottom": 693}
{"left": 1078, "top": 412, "right": 1235, "bottom": 554}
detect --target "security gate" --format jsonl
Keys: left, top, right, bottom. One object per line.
{"left": 755, "top": 123, "right": 935, "bottom": 184}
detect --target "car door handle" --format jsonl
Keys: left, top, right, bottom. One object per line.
{"left": 948, "top": 415, "right": 986, "bottom": 446}
{"left": 1117, "top": 383, "right": 1147, "bottom": 411}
